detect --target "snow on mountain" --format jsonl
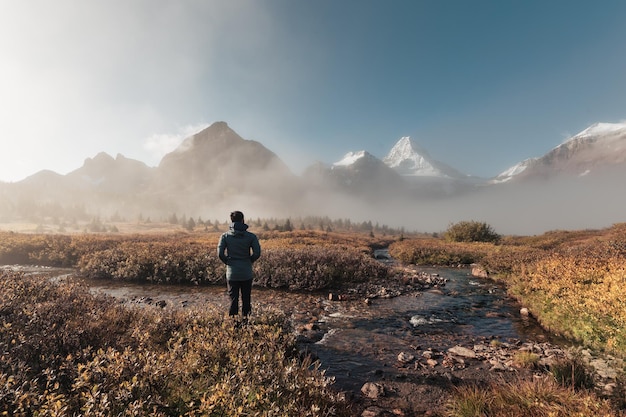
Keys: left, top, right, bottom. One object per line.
{"left": 492, "top": 158, "right": 535, "bottom": 183}
{"left": 569, "top": 122, "right": 626, "bottom": 140}
{"left": 383, "top": 137, "right": 442, "bottom": 176}
{"left": 493, "top": 121, "right": 626, "bottom": 182}
{"left": 333, "top": 150, "right": 372, "bottom": 167}
{"left": 382, "top": 136, "right": 470, "bottom": 179}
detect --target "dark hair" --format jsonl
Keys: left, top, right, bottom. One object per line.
{"left": 230, "top": 211, "right": 244, "bottom": 223}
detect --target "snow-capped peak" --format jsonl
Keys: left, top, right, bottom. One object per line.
{"left": 547, "top": 121, "right": 626, "bottom": 156}
{"left": 492, "top": 158, "right": 536, "bottom": 183}
{"left": 333, "top": 150, "right": 372, "bottom": 167}
{"left": 493, "top": 120, "right": 626, "bottom": 183}
{"left": 383, "top": 136, "right": 442, "bottom": 177}
{"left": 572, "top": 122, "right": 626, "bottom": 139}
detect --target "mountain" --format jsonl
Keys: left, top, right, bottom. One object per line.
{"left": 154, "top": 121, "right": 298, "bottom": 215}
{"left": 493, "top": 122, "right": 626, "bottom": 183}
{"left": 2, "top": 119, "right": 626, "bottom": 235}
{"left": 332, "top": 150, "right": 405, "bottom": 192}
{"left": 0, "top": 122, "right": 301, "bottom": 222}
{"left": 157, "top": 121, "right": 293, "bottom": 191}
{"left": 301, "top": 151, "right": 404, "bottom": 201}
{"left": 67, "top": 152, "right": 155, "bottom": 193}
{"left": 383, "top": 136, "right": 467, "bottom": 179}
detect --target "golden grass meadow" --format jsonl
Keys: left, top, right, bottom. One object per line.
{"left": 1, "top": 220, "right": 625, "bottom": 415}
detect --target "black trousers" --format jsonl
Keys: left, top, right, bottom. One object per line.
{"left": 227, "top": 279, "right": 252, "bottom": 316}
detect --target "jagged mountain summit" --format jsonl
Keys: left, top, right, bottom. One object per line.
{"left": 157, "top": 121, "right": 293, "bottom": 191}
{"left": 310, "top": 150, "right": 405, "bottom": 196}
{"left": 153, "top": 121, "right": 299, "bottom": 215}
{"left": 383, "top": 136, "right": 467, "bottom": 179}
{"left": 2, "top": 119, "right": 626, "bottom": 234}
{"left": 494, "top": 121, "right": 626, "bottom": 183}
{"left": 67, "top": 152, "right": 154, "bottom": 192}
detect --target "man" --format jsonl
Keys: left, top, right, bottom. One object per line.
{"left": 217, "top": 211, "right": 261, "bottom": 318}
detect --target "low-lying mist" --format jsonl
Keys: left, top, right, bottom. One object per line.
{"left": 2, "top": 167, "right": 625, "bottom": 236}
{"left": 276, "top": 172, "right": 626, "bottom": 236}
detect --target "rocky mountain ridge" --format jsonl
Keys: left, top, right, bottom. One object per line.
{"left": 1, "top": 120, "right": 626, "bottom": 234}
{"left": 492, "top": 122, "right": 626, "bottom": 183}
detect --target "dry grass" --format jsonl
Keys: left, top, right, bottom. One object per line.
{"left": 447, "top": 378, "right": 620, "bottom": 417}
{"left": 388, "top": 223, "right": 626, "bottom": 356}
{"left": 0, "top": 271, "right": 353, "bottom": 416}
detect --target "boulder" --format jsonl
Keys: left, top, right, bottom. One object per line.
{"left": 471, "top": 264, "right": 489, "bottom": 278}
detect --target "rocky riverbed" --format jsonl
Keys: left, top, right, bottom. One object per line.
{"left": 9, "top": 263, "right": 623, "bottom": 416}
{"left": 84, "top": 264, "right": 625, "bottom": 416}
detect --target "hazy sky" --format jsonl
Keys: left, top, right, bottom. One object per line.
{"left": 2, "top": 0, "right": 626, "bottom": 182}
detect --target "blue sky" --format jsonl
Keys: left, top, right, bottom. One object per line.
{"left": 1, "top": 0, "right": 626, "bottom": 182}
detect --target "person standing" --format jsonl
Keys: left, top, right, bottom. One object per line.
{"left": 217, "top": 211, "right": 261, "bottom": 318}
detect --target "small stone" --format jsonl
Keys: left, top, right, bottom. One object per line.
{"left": 361, "top": 382, "right": 385, "bottom": 399}
{"left": 302, "top": 323, "right": 319, "bottom": 331}
{"left": 520, "top": 307, "right": 530, "bottom": 316}
{"left": 603, "top": 383, "right": 616, "bottom": 396}
{"left": 397, "top": 352, "right": 415, "bottom": 364}
{"left": 590, "top": 358, "right": 618, "bottom": 379}
{"left": 448, "top": 346, "right": 477, "bottom": 359}
{"left": 489, "top": 359, "right": 508, "bottom": 372}
{"left": 361, "top": 406, "right": 385, "bottom": 417}
{"left": 471, "top": 264, "right": 489, "bottom": 278}
{"left": 427, "top": 358, "right": 438, "bottom": 367}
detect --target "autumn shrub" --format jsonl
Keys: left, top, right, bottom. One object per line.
{"left": 388, "top": 238, "right": 490, "bottom": 266}
{"left": 0, "top": 271, "right": 353, "bottom": 416}
{"left": 447, "top": 378, "right": 618, "bottom": 417}
{"left": 0, "top": 232, "right": 138, "bottom": 267}
{"left": 508, "top": 238, "right": 626, "bottom": 354}
{"left": 550, "top": 355, "right": 595, "bottom": 390}
{"left": 76, "top": 240, "right": 224, "bottom": 285}
{"left": 254, "top": 245, "right": 389, "bottom": 290}
{"left": 444, "top": 221, "right": 500, "bottom": 243}
{"left": 446, "top": 384, "right": 491, "bottom": 417}
{"left": 513, "top": 350, "right": 541, "bottom": 369}
{"left": 72, "top": 230, "right": 390, "bottom": 290}
{"left": 0, "top": 232, "right": 77, "bottom": 266}
{"left": 479, "top": 244, "right": 547, "bottom": 277}
{"left": 258, "top": 229, "right": 394, "bottom": 254}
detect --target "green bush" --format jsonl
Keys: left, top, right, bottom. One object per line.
{"left": 444, "top": 221, "right": 500, "bottom": 243}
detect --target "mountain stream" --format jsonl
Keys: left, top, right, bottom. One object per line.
{"left": 4, "top": 261, "right": 559, "bottom": 396}
{"left": 78, "top": 264, "right": 557, "bottom": 394}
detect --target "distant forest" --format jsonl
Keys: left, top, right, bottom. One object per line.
{"left": 14, "top": 211, "right": 409, "bottom": 236}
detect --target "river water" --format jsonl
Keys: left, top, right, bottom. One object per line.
{"left": 4, "top": 263, "right": 557, "bottom": 393}
{"left": 79, "top": 266, "right": 556, "bottom": 392}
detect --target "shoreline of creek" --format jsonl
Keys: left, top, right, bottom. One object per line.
{"left": 3, "top": 263, "right": 625, "bottom": 416}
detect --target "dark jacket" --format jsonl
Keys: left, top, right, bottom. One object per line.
{"left": 217, "top": 222, "right": 261, "bottom": 281}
